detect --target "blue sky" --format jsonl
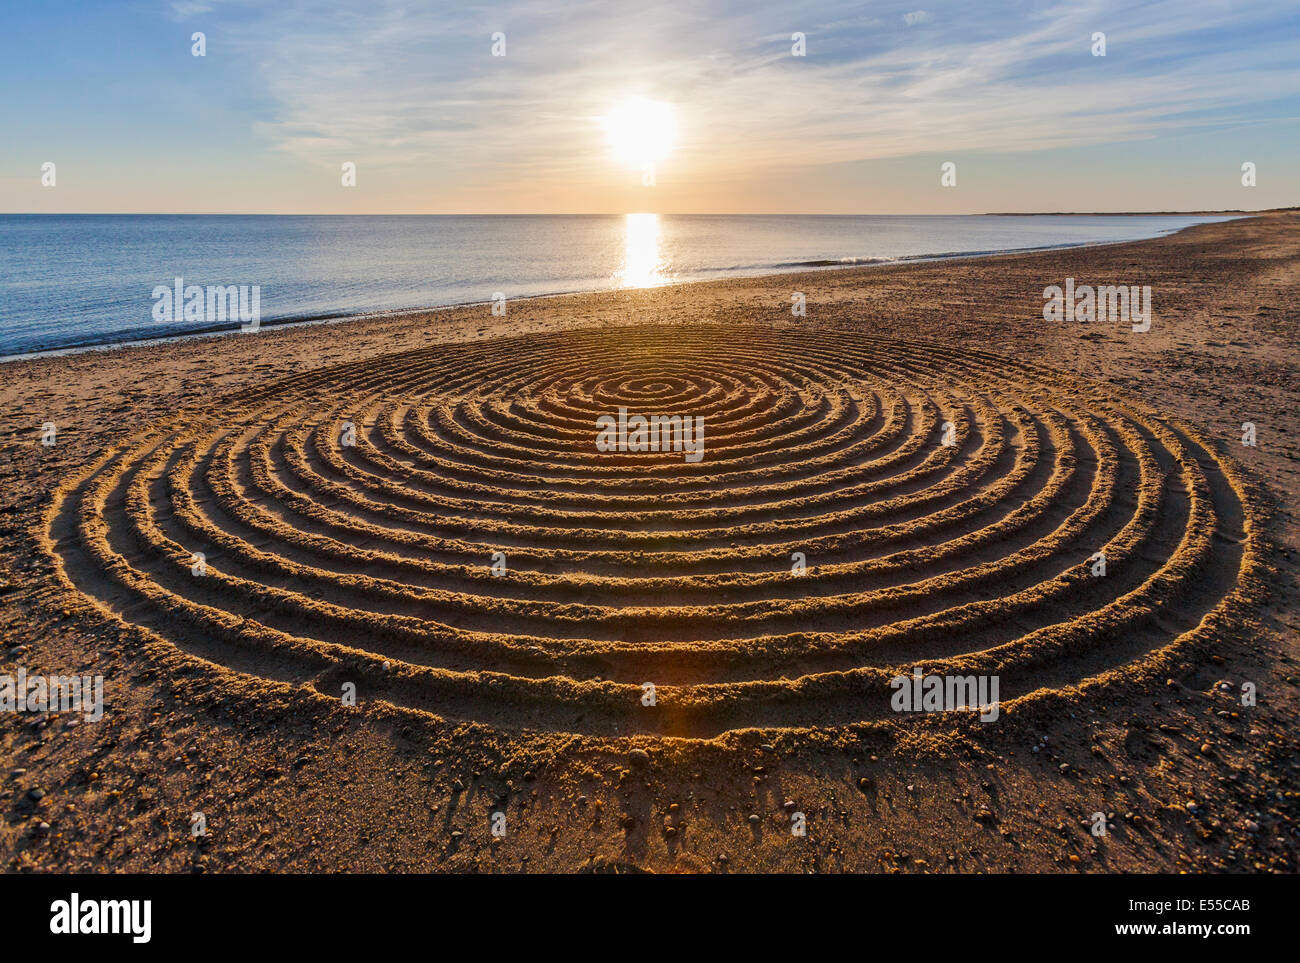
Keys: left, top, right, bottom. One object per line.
{"left": 1, "top": 0, "right": 1296, "bottom": 213}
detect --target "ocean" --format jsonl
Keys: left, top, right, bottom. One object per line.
{"left": 0, "top": 213, "right": 1235, "bottom": 357}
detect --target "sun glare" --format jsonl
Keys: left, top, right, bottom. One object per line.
{"left": 620, "top": 212, "right": 665, "bottom": 288}
{"left": 601, "top": 97, "right": 678, "bottom": 170}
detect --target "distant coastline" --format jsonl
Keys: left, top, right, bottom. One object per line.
{"left": 984, "top": 208, "right": 1286, "bottom": 216}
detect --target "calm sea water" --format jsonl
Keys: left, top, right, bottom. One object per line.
{"left": 0, "top": 213, "right": 1234, "bottom": 357}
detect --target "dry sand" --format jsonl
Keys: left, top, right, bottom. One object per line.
{"left": 1, "top": 211, "right": 1297, "bottom": 873}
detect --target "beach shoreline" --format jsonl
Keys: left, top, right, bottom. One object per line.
{"left": 0, "top": 211, "right": 1248, "bottom": 362}
{"left": 1, "top": 210, "right": 1297, "bottom": 873}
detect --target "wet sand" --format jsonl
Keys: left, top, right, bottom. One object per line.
{"left": 1, "top": 211, "right": 1297, "bottom": 872}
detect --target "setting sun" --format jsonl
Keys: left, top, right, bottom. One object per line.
{"left": 600, "top": 97, "right": 678, "bottom": 170}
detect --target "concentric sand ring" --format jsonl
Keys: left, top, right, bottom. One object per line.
{"left": 46, "top": 323, "right": 1257, "bottom": 738}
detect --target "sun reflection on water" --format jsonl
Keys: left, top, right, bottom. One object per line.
{"left": 620, "top": 212, "right": 667, "bottom": 288}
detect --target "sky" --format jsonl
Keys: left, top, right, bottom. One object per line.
{"left": 1, "top": 0, "right": 1296, "bottom": 214}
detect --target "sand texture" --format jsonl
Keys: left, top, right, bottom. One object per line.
{"left": 1, "top": 212, "right": 1297, "bottom": 872}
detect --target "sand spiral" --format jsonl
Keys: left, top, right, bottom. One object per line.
{"left": 46, "top": 323, "right": 1256, "bottom": 737}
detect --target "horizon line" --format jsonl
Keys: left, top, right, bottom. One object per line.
{"left": 1, "top": 208, "right": 1287, "bottom": 218}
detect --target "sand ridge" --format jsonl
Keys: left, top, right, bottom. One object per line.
{"left": 2, "top": 212, "right": 1297, "bottom": 873}
{"left": 41, "top": 322, "right": 1262, "bottom": 741}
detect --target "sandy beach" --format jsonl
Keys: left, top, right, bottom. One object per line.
{"left": 1, "top": 210, "right": 1297, "bottom": 873}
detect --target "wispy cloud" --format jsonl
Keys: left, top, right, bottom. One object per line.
{"left": 205, "top": 0, "right": 1296, "bottom": 193}
{"left": 167, "top": 0, "right": 215, "bottom": 17}
{"left": 3, "top": 0, "right": 1294, "bottom": 212}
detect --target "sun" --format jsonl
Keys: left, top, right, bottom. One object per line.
{"left": 600, "top": 97, "right": 678, "bottom": 170}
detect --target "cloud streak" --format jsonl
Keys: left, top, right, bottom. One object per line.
{"left": 205, "top": 0, "right": 1296, "bottom": 193}
{"left": 4, "top": 0, "right": 1294, "bottom": 211}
